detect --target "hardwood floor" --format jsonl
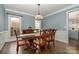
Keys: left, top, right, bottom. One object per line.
{"left": 0, "top": 40, "right": 66, "bottom": 54}
{"left": 67, "top": 39, "right": 79, "bottom": 54}
{"left": 0, "top": 40, "right": 79, "bottom": 54}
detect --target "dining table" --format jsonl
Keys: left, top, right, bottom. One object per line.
{"left": 18, "top": 33, "right": 40, "bottom": 39}
{"left": 17, "top": 33, "right": 41, "bottom": 50}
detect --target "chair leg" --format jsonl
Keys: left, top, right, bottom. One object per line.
{"left": 53, "top": 40, "right": 55, "bottom": 48}
{"left": 47, "top": 42, "right": 51, "bottom": 48}
{"left": 37, "top": 46, "right": 41, "bottom": 52}
{"left": 16, "top": 46, "right": 19, "bottom": 54}
{"left": 24, "top": 40, "right": 27, "bottom": 46}
{"left": 47, "top": 38, "right": 52, "bottom": 48}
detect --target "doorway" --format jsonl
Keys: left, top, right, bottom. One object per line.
{"left": 8, "top": 15, "right": 22, "bottom": 39}
{"left": 67, "top": 8, "right": 79, "bottom": 47}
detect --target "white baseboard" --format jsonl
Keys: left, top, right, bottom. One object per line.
{"left": 0, "top": 42, "right": 5, "bottom": 51}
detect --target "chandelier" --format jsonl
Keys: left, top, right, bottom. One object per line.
{"left": 35, "top": 4, "right": 43, "bottom": 20}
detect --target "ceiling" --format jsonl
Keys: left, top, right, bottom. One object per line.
{"left": 3, "top": 4, "right": 73, "bottom": 16}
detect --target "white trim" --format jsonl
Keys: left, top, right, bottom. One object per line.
{"left": 0, "top": 32, "right": 4, "bottom": 34}
{"left": 44, "top": 4, "right": 79, "bottom": 17}
{"left": 0, "top": 31, "right": 8, "bottom": 34}
{"left": 67, "top": 8, "right": 79, "bottom": 13}
{"left": 0, "top": 42, "right": 5, "bottom": 51}
{"left": 66, "top": 12, "right": 69, "bottom": 31}
{"left": 66, "top": 11, "right": 69, "bottom": 44}
{"left": 8, "top": 15, "right": 10, "bottom": 38}
{"left": 5, "top": 8, "right": 34, "bottom": 16}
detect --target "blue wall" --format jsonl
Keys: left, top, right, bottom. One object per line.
{"left": 0, "top": 5, "right": 5, "bottom": 32}
{"left": 21, "top": 15, "right": 35, "bottom": 29}
{"left": 42, "top": 5, "right": 79, "bottom": 30}
{"left": 42, "top": 11, "right": 66, "bottom": 30}
{"left": 4, "top": 10, "right": 35, "bottom": 31}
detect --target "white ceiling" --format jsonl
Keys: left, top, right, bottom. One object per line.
{"left": 3, "top": 4, "right": 73, "bottom": 16}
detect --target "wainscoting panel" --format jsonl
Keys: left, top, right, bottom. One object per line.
{"left": 4, "top": 31, "right": 16, "bottom": 42}
{"left": 55, "top": 30, "right": 68, "bottom": 43}
{"left": 0, "top": 32, "right": 5, "bottom": 50}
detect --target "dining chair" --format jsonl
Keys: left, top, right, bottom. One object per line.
{"left": 14, "top": 30, "right": 29, "bottom": 54}
{"left": 42, "top": 29, "right": 56, "bottom": 48}
{"left": 51, "top": 29, "right": 56, "bottom": 47}
{"left": 33, "top": 30, "right": 49, "bottom": 53}
{"left": 44, "top": 29, "right": 56, "bottom": 48}
{"left": 22, "top": 29, "right": 34, "bottom": 34}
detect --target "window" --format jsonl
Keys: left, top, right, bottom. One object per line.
{"left": 35, "top": 20, "right": 41, "bottom": 29}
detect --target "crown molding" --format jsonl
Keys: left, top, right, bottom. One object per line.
{"left": 5, "top": 8, "right": 34, "bottom": 16}
{"left": 5, "top": 5, "right": 79, "bottom": 18}
{"left": 44, "top": 4, "right": 79, "bottom": 18}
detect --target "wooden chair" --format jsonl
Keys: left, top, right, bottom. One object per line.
{"left": 51, "top": 29, "right": 56, "bottom": 47}
{"left": 43, "top": 29, "right": 56, "bottom": 48}
{"left": 50, "top": 29, "right": 56, "bottom": 47}
{"left": 33, "top": 30, "right": 49, "bottom": 52}
{"left": 14, "top": 30, "right": 29, "bottom": 54}
{"left": 22, "top": 29, "right": 34, "bottom": 34}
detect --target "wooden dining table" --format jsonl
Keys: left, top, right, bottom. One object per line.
{"left": 18, "top": 33, "right": 41, "bottom": 39}
{"left": 17, "top": 33, "right": 41, "bottom": 50}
